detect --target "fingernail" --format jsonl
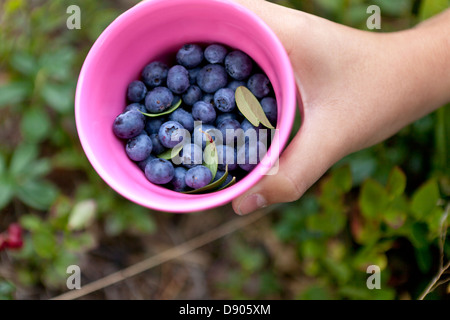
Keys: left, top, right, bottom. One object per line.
{"left": 237, "top": 193, "right": 267, "bottom": 215}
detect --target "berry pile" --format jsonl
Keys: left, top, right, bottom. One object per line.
{"left": 113, "top": 43, "right": 277, "bottom": 193}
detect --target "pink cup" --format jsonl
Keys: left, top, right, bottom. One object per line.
{"left": 75, "top": 0, "right": 297, "bottom": 213}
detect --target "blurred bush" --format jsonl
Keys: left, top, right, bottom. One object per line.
{"left": 0, "top": 0, "right": 448, "bottom": 300}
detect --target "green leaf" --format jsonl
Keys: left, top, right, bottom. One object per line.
{"left": 235, "top": 86, "right": 274, "bottom": 129}
{"left": 386, "top": 166, "right": 406, "bottom": 199}
{"left": 411, "top": 179, "right": 440, "bottom": 220}
{"left": 140, "top": 98, "right": 182, "bottom": 117}
{"left": 419, "top": 0, "right": 450, "bottom": 21}
{"left": 16, "top": 180, "right": 58, "bottom": 210}
{"left": 39, "top": 48, "right": 75, "bottom": 81}
{"left": 9, "top": 143, "right": 38, "bottom": 177}
{"left": 31, "top": 227, "right": 57, "bottom": 259}
{"left": 40, "top": 83, "right": 74, "bottom": 114}
{"left": 202, "top": 131, "right": 218, "bottom": 180}
{"left": 182, "top": 165, "right": 229, "bottom": 194}
{"left": 331, "top": 165, "right": 352, "bottom": 193}
{"left": 20, "top": 108, "right": 51, "bottom": 142}
{"left": 68, "top": 199, "right": 97, "bottom": 230}
{"left": 0, "top": 81, "right": 32, "bottom": 108}
{"left": 0, "top": 181, "right": 14, "bottom": 210}
{"left": 19, "top": 214, "right": 43, "bottom": 232}
{"left": 218, "top": 176, "right": 236, "bottom": 191}
{"left": 157, "top": 143, "right": 183, "bottom": 160}
{"left": 359, "top": 179, "right": 389, "bottom": 219}
{"left": 10, "top": 52, "right": 37, "bottom": 76}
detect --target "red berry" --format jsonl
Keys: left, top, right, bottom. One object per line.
{"left": 5, "top": 223, "right": 23, "bottom": 250}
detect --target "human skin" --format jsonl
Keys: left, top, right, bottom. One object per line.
{"left": 230, "top": 0, "right": 450, "bottom": 215}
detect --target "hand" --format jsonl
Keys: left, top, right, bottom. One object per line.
{"left": 231, "top": 0, "right": 450, "bottom": 215}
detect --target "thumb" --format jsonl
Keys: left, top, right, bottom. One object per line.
{"left": 231, "top": 118, "right": 344, "bottom": 215}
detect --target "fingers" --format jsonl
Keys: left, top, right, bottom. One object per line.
{"left": 232, "top": 113, "right": 345, "bottom": 215}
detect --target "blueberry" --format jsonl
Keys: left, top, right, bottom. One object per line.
{"left": 237, "top": 141, "right": 267, "bottom": 171}
{"left": 202, "top": 93, "right": 215, "bottom": 105}
{"left": 213, "top": 170, "right": 233, "bottom": 186}
{"left": 127, "top": 80, "right": 147, "bottom": 102}
{"left": 167, "top": 65, "right": 190, "bottom": 95}
{"left": 217, "top": 118, "right": 242, "bottom": 145}
{"left": 169, "top": 108, "right": 195, "bottom": 133}
{"left": 188, "top": 67, "right": 202, "bottom": 85}
{"left": 182, "top": 85, "right": 202, "bottom": 106}
{"left": 204, "top": 44, "right": 227, "bottom": 64}
{"left": 241, "top": 119, "right": 268, "bottom": 144}
{"left": 171, "top": 167, "right": 188, "bottom": 192}
{"left": 158, "top": 120, "right": 187, "bottom": 148}
{"left": 145, "top": 87, "right": 174, "bottom": 113}
{"left": 225, "top": 51, "right": 253, "bottom": 80}
{"left": 145, "top": 117, "right": 166, "bottom": 135}
{"left": 247, "top": 73, "right": 271, "bottom": 98}
{"left": 192, "top": 123, "right": 222, "bottom": 149}
{"left": 215, "top": 112, "right": 238, "bottom": 126}
{"left": 196, "top": 64, "right": 228, "bottom": 93}
{"left": 141, "top": 61, "right": 169, "bottom": 88}
{"left": 137, "top": 154, "right": 156, "bottom": 171}
{"left": 185, "top": 165, "right": 213, "bottom": 189}
{"left": 149, "top": 133, "right": 166, "bottom": 155}
{"left": 260, "top": 97, "right": 277, "bottom": 126}
{"left": 124, "top": 103, "right": 146, "bottom": 113}
{"left": 145, "top": 158, "right": 175, "bottom": 185}
{"left": 179, "top": 143, "right": 203, "bottom": 168}
{"left": 176, "top": 44, "right": 204, "bottom": 69}
{"left": 113, "top": 110, "right": 145, "bottom": 139}
{"left": 214, "top": 88, "right": 236, "bottom": 112}
{"left": 126, "top": 133, "right": 153, "bottom": 161}
{"left": 227, "top": 80, "right": 246, "bottom": 92}
{"left": 192, "top": 101, "right": 216, "bottom": 125}
{"left": 217, "top": 144, "right": 238, "bottom": 171}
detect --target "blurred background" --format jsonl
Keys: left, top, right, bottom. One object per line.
{"left": 0, "top": 0, "right": 449, "bottom": 300}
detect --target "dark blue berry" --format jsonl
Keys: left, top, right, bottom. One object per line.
{"left": 171, "top": 167, "right": 188, "bottom": 192}
{"left": 192, "top": 101, "right": 216, "bottom": 125}
{"left": 167, "top": 65, "right": 190, "bottom": 94}
{"left": 196, "top": 64, "right": 228, "bottom": 93}
{"left": 182, "top": 85, "right": 202, "bottom": 106}
{"left": 137, "top": 154, "right": 156, "bottom": 171}
{"left": 176, "top": 44, "right": 204, "bottom": 69}
{"left": 145, "top": 87, "right": 174, "bottom": 113}
{"left": 126, "top": 133, "right": 153, "bottom": 161}
{"left": 149, "top": 133, "right": 166, "bottom": 155}
{"left": 185, "top": 165, "right": 212, "bottom": 189}
{"left": 260, "top": 97, "right": 277, "bottom": 126}
{"left": 127, "top": 80, "right": 147, "bottom": 102}
{"left": 214, "top": 88, "right": 236, "bottom": 112}
{"left": 202, "top": 93, "right": 215, "bottom": 105}
{"left": 237, "top": 141, "right": 267, "bottom": 171}
{"left": 113, "top": 110, "right": 145, "bottom": 139}
{"left": 188, "top": 67, "right": 201, "bottom": 85}
{"left": 217, "top": 144, "right": 238, "bottom": 171}
{"left": 247, "top": 73, "right": 270, "bottom": 98}
{"left": 225, "top": 51, "right": 253, "bottom": 80}
{"left": 124, "top": 103, "right": 146, "bottom": 113}
{"left": 179, "top": 143, "right": 203, "bottom": 168}
{"left": 192, "top": 124, "right": 222, "bottom": 149}
{"left": 158, "top": 121, "right": 187, "bottom": 148}
{"left": 204, "top": 44, "right": 227, "bottom": 64}
{"left": 217, "top": 118, "right": 241, "bottom": 145}
{"left": 213, "top": 170, "right": 233, "bottom": 186}
{"left": 145, "top": 117, "right": 166, "bottom": 135}
{"left": 169, "top": 108, "right": 195, "bottom": 133}
{"left": 145, "top": 158, "right": 175, "bottom": 185}
{"left": 141, "top": 61, "right": 168, "bottom": 88}
{"left": 227, "top": 80, "right": 246, "bottom": 92}
{"left": 241, "top": 119, "right": 268, "bottom": 144}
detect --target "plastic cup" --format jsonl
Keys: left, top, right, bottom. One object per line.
{"left": 75, "top": 0, "right": 297, "bottom": 213}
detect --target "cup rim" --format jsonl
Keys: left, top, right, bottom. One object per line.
{"left": 75, "top": 0, "right": 297, "bottom": 213}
